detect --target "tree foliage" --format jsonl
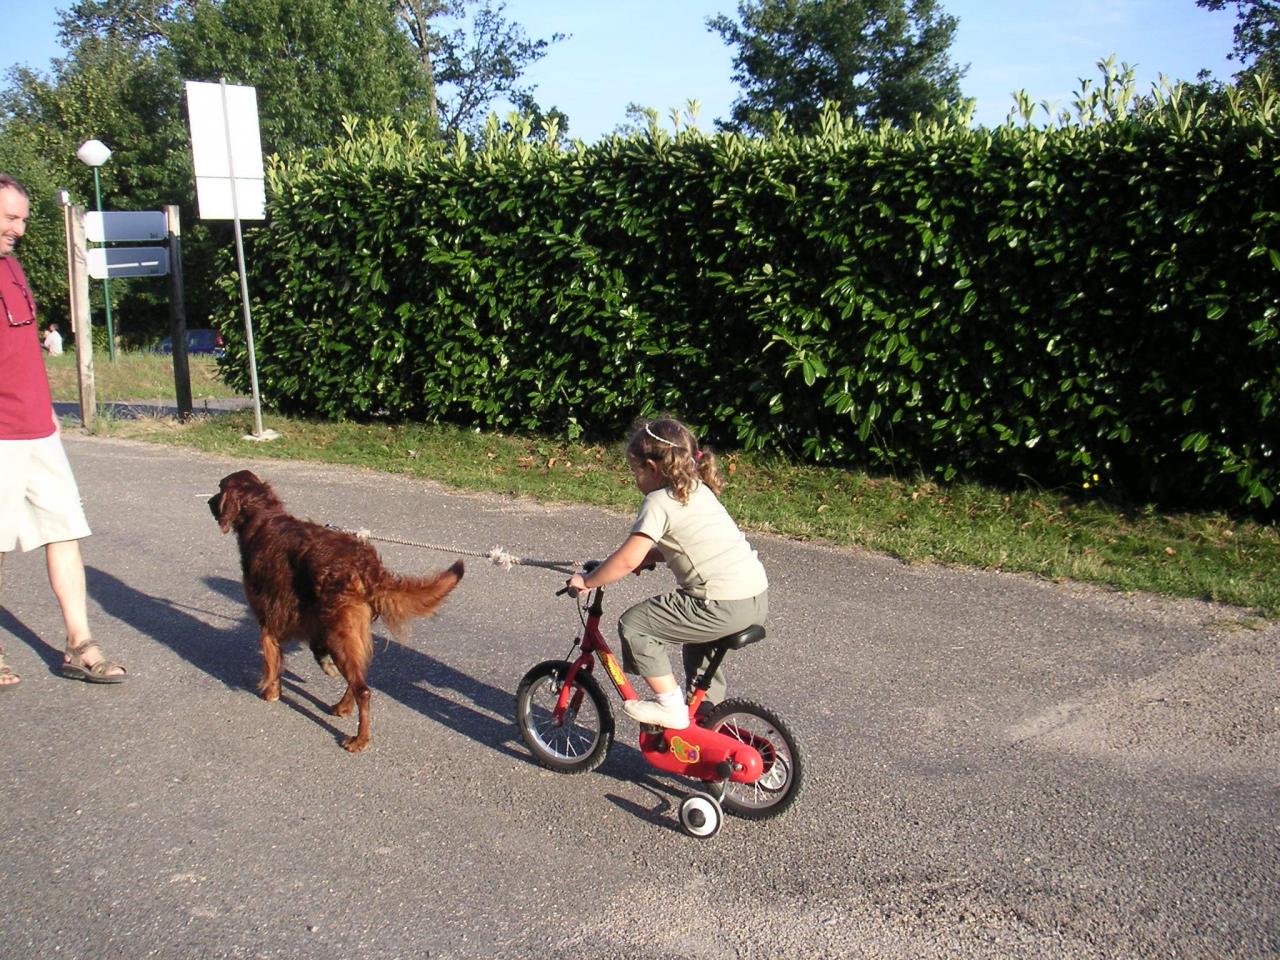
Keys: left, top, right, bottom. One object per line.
{"left": 707, "top": 0, "right": 967, "bottom": 133}
{"left": 394, "top": 0, "right": 565, "bottom": 136}
{"left": 0, "top": 0, "right": 559, "bottom": 339}
{"left": 220, "top": 71, "right": 1280, "bottom": 517}
{"left": 1197, "top": 0, "right": 1280, "bottom": 78}
{"left": 1, "top": 18, "right": 192, "bottom": 334}
{"left": 170, "top": 0, "right": 431, "bottom": 154}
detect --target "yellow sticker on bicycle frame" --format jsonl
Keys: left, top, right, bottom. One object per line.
{"left": 670, "top": 736, "right": 701, "bottom": 765}
{"left": 599, "top": 651, "right": 626, "bottom": 689}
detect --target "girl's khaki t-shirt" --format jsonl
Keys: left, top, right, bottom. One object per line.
{"left": 629, "top": 482, "right": 768, "bottom": 601}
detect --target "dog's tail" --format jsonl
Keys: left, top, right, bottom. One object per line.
{"left": 374, "top": 559, "right": 465, "bottom": 641}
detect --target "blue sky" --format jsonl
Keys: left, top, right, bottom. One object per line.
{"left": 6, "top": 0, "right": 1240, "bottom": 140}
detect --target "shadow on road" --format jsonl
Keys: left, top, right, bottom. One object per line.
{"left": 86, "top": 567, "right": 259, "bottom": 689}
{"left": 0, "top": 608, "right": 64, "bottom": 674}
{"left": 81, "top": 565, "right": 530, "bottom": 758}
{"left": 79, "top": 565, "right": 686, "bottom": 819}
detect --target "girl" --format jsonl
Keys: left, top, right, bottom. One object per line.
{"left": 565, "top": 417, "right": 768, "bottom": 729}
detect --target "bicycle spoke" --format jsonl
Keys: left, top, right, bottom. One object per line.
{"left": 529, "top": 696, "right": 600, "bottom": 759}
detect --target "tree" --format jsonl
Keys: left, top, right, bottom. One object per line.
{"left": 0, "top": 129, "right": 67, "bottom": 330}
{"left": 55, "top": 0, "right": 178, "bottom": 49}
{"left": 394, "top": 0, "right": 565, "bottom": 136}
{"left": 393, "top": 0, "right": 460, "bottom": 139}
{"left": 1196, "top": 0, "right": 1280, "bottom": 78}
{"left": 0, "top": 0, "right": 559, "bottom": 339}
{"left": 1, "top": 15, "right": 191, "bottom": 335}
{"left": 707, "top": 0, "right": 967, "bottom": 133}
{"left": 169, "top": 0, "right": 431, "bottom": 154}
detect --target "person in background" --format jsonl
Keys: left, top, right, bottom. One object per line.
{"left": 42, "top": 322, "right": 63, "bottom": 355}
{"left": 0, "top": 172, "right": 126, "bottom": 688}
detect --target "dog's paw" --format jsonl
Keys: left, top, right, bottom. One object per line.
{"left": 260, "top": 685, "right": 281, "bottom": 702}
{"left": 317, "top": 654, "right": 340, "bottom": 679}
{"left": 342, "top": 735, "right": 370, "bottom": 753}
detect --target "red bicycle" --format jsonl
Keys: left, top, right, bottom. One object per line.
{"left": 514, "top": 562, "right": 803, "bottom": 838}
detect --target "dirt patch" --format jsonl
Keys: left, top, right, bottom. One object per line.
{"left": 1008, "top": 621, "right": 1280, "bottom": 774}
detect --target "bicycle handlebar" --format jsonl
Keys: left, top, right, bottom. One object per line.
{"left": 558, "top": 558, "right": 602, "bottom": 598}
{"left": 557, "top": 558, "right": 655, "bottom": 598}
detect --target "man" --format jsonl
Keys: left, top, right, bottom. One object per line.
{"left": 42, "top": 322, "right": 63, "bottom": 355}
{"left": 0, "top": 173, "right": 126, "bottom": 687}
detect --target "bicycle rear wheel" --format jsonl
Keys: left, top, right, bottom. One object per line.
{"left": 700, "top": 699, "right": 803, "bottom": 820}
{"left": 515, "top": 660, "right": 614, "bottom": 774}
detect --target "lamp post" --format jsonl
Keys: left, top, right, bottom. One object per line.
{"left": 76, "top": 138, "right": 115, "bottom": 361}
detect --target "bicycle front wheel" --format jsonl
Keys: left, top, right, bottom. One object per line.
{"left": 515, "top": 660, "right": 614, "bottom": 774}
{"left": 701, "top": 699, "right": 803, "bottom": 820}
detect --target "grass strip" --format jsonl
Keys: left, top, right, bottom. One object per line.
{"left": 43, "top": 351, "right": 244, "bottom": 402}
{"left": 47, "top": 351, "right": 1278, "bottom": 618}
{"left": 84, "top": 407, "right": 1280, "bottom": 619}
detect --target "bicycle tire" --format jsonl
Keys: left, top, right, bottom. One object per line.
{"left": 700, "top": 698, "right": 803, "bottom": 820}
{"left": 515, "top": 660, "right": 614, "bottom": 774}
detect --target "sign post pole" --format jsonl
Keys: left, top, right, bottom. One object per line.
{"left": 65, "top": 205, "right": 95, "bottom": 426}
{"left": 185, "top": 77, "right": 272, "bottom": 440}
{"left": 165, "top": 204, "right": 193, "bottom": 421}
{"left": 219, "top": 78, "right": 265, "bottom": 439}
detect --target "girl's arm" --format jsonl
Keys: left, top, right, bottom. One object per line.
{"left": 639, "top": 545, "right": 664, "bottom": 569}
{"left": 567, "top": 533, "right": 655, "bottom": 594}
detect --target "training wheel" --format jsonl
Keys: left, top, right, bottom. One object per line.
{"left": 678, "top": 791, "right": 723, "bottom": 839}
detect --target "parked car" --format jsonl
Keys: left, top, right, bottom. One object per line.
{"left": 155, "top": 329, "right": 224, "bottom": 357}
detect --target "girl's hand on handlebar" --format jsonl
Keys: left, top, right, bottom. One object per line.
{"left": 563, "top": 572, "right": 588, "bottom": 596}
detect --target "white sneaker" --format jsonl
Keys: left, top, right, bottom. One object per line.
{"left": 623, "top": 699, "right": 689, "bottom": 729}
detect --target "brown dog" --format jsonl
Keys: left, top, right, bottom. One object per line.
{"left": 209, "top": 470, "right": 464, "bottom": 752}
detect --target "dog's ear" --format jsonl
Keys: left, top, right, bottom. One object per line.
{"left": 212, "top": 475, "right": 242, "bottom": 533}
{"left": 207, "top": 491, "right": 224, "bottom": 529}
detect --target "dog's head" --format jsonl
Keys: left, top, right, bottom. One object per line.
{"left": 208, "top": 470, "right": 282, "bottom": 534}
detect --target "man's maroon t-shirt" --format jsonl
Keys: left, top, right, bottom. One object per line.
{"left": 0, "top": 255, "right": 56, "bottom": 440}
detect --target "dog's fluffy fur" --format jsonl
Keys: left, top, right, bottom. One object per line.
{"left": 209, "top": 470, "right": 464, "bottom": 752}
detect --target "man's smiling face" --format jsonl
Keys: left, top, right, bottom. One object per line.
{"left": 0, "top": 185, "right": 30, "bottom": 257}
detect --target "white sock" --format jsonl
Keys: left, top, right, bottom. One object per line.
{"left": 656, "top": 690, "right": 684, "bottom": 711}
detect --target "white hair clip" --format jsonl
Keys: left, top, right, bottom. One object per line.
{"left": 644, "top": 424, "right": 678, "bottom": 447}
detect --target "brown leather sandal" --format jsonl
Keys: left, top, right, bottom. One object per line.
{"left": 0, "top": 648, "right": 18, "bottom": 688}
{"left": 61, "top": 639, "right": 127, "bottom": 684}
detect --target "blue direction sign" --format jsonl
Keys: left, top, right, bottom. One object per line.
{"left": 85, "top": 210, "right": 168, "bottom": 243}
{"left": 86, "top": 246, "right": 170, "bottom": 279}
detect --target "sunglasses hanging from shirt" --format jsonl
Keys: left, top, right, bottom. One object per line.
{"left": 1, "top": 258, "right": 36, "bottom": 327}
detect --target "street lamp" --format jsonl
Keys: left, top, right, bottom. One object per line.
{"left": 76, "top": 138, "right": 115, "bottom": 361}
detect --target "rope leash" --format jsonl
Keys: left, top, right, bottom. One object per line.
{"left": 327, "top": 526, "right": 580, "bottom": 576}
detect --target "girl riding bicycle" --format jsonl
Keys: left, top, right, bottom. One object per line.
{"left": 565, "top": 417, "right": 768, "bottom": 729}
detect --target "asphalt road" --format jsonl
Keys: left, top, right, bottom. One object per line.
{"left": 2, "top": 435, "right": 1276, "bottom": 960}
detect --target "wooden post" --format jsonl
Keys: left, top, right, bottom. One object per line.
{"left": 65, "top": 204, "right": 94, "bottom": 427}
{"left": 166, "top": 204, "right": 192, "bottom": 421}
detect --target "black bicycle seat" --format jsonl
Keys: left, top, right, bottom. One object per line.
{"left": 713, "top": 624, "right": 766, "bottom": 650}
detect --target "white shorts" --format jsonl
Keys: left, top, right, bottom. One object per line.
{"left": 0, "top": 434, "right": 92, "bottom": 552}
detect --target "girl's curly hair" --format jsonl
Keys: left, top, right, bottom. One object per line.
{"left": 626, "top": 416, "right": 724, "bottom": 504}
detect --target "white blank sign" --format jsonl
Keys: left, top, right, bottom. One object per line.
{"left": 193, "top": 177, "right": 266, "bottom": 223}
{"left": 185, "top": 80, "right": 266, "bottom": 220}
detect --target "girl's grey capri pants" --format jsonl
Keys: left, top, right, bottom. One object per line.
{"left": 617, "top": 589, "right": 768, "bottom": 705}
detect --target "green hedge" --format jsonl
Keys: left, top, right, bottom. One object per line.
{"left": 216, "top": 94, "right": 1280, "bottom": 517}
